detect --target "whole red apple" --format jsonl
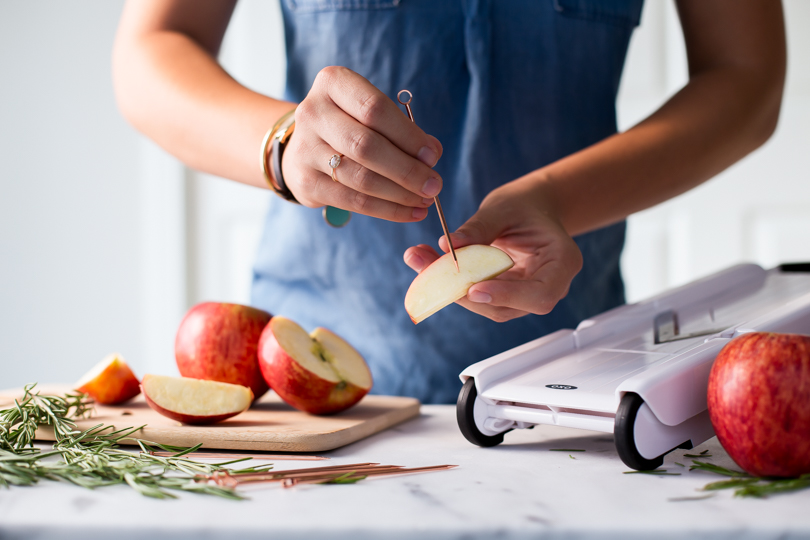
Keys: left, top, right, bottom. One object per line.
{"left": 175, "top": 302, "right": 272, "bottom": 400}
{"left": 707, "top": 332, "right": 810, "bottom": 477}
{"left": 257, "top": 316, "right": 372, "bottom": 415}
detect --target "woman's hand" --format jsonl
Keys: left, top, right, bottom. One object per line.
{"left": 403, "top": 180, "right": 583, "bottom": 322}
{"left": 281, "top": 66, "right": 444, "bottom": 222}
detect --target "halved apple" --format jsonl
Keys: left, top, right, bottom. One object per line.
{"left": 141, "top": 374, "right": 253, "bottom": 425}
{"left": 258, "top": 317, "right": 373, "bottom": 415}
{"left": 74, "top": 353, "right": 141, "bottom": 405}
{"left": 404, "top": 244, "right": 514, "bottom": 324}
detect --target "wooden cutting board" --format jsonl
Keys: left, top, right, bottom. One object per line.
{"left": 0, "top": 385, "right": 420, "bottom": 453}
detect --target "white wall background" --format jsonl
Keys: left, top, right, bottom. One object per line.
{"left": 618, "top": 1, "right": 810, "bottom": 302}
{"left": 0, "top": 1, "right": 142, "bottom": 388}
{"left": 1, "top": 1, "right": 809, "bottom": 390}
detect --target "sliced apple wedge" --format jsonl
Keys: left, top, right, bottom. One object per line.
{"left": 74, "top": 353, "right": 141, "bottom": 405}
{"left": 405, "top": 244, "right": 514, "bottom": 324}
{"left": 258, "top": 317, "right": 373, "bottom": 415}
{"left": 141, "top": 374, "right": 253, "bottom": 425}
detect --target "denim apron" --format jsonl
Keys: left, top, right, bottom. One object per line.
{"left": 252, "top": 0, "right": 644, "bottom": 403}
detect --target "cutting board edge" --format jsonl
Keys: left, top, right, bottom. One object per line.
{"left": 10, "top": 390, "right": 422, "bottom": 453}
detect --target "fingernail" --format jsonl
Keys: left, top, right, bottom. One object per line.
{"left": 468, "top": 290, "right": 492, "bottom": 304}
{"left": 422, "top": 197, "right": 434, "bottom": 206}
{"left": 412, "top": 207, "right": 428, "bottom": 220}
{"left": 421, "top": 177, "right": 441, "bottom": 197}
{"left": 417, "top": 146, "right": 438, "bottom": 167}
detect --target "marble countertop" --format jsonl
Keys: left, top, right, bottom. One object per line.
{"left": 2, "top": 405, "right": 808, "bottom": 540}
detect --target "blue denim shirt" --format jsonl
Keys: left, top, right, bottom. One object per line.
{"left": 252, "top": 0, "right": 644, "bottom": 404}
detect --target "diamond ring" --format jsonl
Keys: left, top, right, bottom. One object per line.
{"left": 329, "top": 154, "right": 343, "bottom": 182}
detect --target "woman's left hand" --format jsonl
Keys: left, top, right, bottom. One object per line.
{"left": 403, "top": 180, "right": 583, "bottom": 322}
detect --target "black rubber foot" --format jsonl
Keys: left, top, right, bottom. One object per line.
{"left": 456, "top": 378, "right": 507, "bottom": 447}
{"left": 614, "top": 392, "right": 665, "bottom": 470}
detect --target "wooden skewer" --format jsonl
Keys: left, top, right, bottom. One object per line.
{"left": 198, "top": 462, "right": 458, "bottom": 489}
{"left": 227, "top": 463, "right": 387, "bottom": 484}
{"left": 282, "top": 464, "right": 458, "bottom": 488}
{"left": 397, "top": 89, "right": 460, "bottom": 272}
{"left": 248, "top": 466, "right": 406, "bottom": 486}
{"left": 197, "top": 463, "right": 382, "bottom": 486}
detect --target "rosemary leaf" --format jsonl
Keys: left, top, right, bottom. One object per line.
{"left": 324, "top": 472, "right": 367, "bottom": 485}
{"left": 624, "top": 469, "right": 681, "bottom": 476}
{"left": 702, "top": 478, "right": 760, "bottom": 491}
{"left": 668, "top": 494, "right": 716, "bottom": 502}
{"left": 733, "top": 476, "right": 810, "bottom": 498}
{"left": 689, "top": 461, "right": 749, "bottom": 477}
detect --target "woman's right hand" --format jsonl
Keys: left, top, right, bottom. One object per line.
{"left": 281, "top": 66, "right": 443, "bottom": 222}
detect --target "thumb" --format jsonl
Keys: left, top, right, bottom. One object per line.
{"left": 438, "top": 203, "right": 507, "bottom": 253}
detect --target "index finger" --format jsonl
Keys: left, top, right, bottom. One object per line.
{"left": 320, "top": 67, "right": 442, "bottom": 166}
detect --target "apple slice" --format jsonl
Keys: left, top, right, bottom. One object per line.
{"left": 404, "top": 244, "right": 514, "bottom": 324}
{"left": 258, "top": 317, "right": 373, "bottom": 415}
{"left": 141, "top": 374, "right": 253, "bottom": 425}
{"left": 74, "top": 353, "right": 141, "bottom": 405}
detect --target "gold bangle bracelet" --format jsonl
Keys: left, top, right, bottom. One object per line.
{"left": 261, "top": 108, "right": 298, "bottom": 202}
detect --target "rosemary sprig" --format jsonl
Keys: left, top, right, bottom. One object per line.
{"left": 0, "top": 384, "right": 245, "bottom": 499}
{"left": 689, "top": 460, "right": 810, "bottom": 498}
{"left": 733, "top": 475, "right": 810, "bottom": 498}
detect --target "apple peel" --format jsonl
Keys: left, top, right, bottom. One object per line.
{"left": 404, "top": 244, "right": 514, "bottom": 324}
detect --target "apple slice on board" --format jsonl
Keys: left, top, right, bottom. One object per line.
{"left": 405, "top": 244, "right": 514, "bottom": 324}
{"left": 258, "top": 317, "right": 373, "bottom": 415}
{"left": 141, "top": 374, "right": 253, "bottom": 425}
{"left": 74, "top": 353, "right": 141, "bottom": 405}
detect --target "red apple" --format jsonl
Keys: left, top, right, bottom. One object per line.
{"left": 141, "top": 374, "right": 253, "bottom": 425}
{"left": 257, "top": 316, "right": 372, "bottom": 415}
{"left": 74, "top": 353, "right": 141, "bottom": 404}
{"left": 707, "top": 332, "right": 810, "bottom": 477}
{"left": 175, "top": 302, "right": 272, "bottom": 400}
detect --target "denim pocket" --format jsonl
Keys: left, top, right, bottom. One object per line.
{"left": 286, "top": 0, "right": 400, "bottom": 12}
{"left": 553, "top": 0, "right": 644, "bottom": 27}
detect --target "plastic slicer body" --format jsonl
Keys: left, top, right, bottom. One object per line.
{"left": 456, "top": 264, "right": 810, "bottom": 470}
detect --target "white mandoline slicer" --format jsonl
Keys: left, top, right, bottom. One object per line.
{"left": 456, "top": 263, "right": 810, "bottom": 470}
